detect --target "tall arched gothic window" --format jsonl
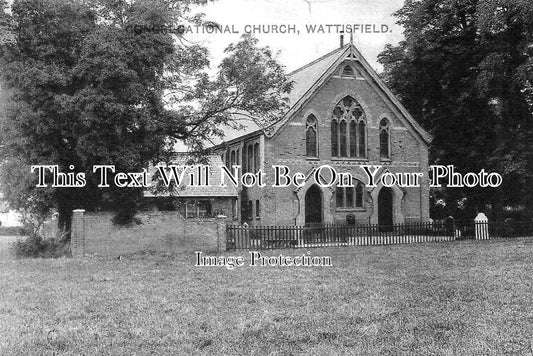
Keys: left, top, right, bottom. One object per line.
{"left": 305, "top": 114, "right": 317, "bottom": 157}
{"left": 247, "top": 145, "right": 253, "bottom": 173}
{"left": 379, "top": 118, "right": 390, "bottom": 159}
{"left": 331, "top": 96, "right": 366, "bottom": 158}
{"left": 241, "top": 148, "right": 246, "bottom": 172}
{"left": 253, "top": 143, "right": 260, "bottom": 172}
{"left": 230, "top": 150, "right": 236, "bottom": 167}
{"left": 331, "top": 120, "right": 338, "bottom": 157}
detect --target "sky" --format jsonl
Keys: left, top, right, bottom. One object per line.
{"left": 186, "top": 0, "right": 406, "bottom": 73}
{"left": 4, "top": 0, "right": 406, "bottom": 71}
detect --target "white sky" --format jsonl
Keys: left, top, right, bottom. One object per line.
{"left": 189, "top": 0, "right": 406, "bottom": 73}
{"left": 5, "top": 0, "right": 406, "bottom": 71}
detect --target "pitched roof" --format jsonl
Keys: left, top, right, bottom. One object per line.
{"left": 285, "top": 46, "right": 347, "bottom": 106}
{"left": 210, "top": 42, "right": 432, "bottom": 147}
{"left": 267, "top": 44, "right": 432, "bottom": 144}
{"left": 209, "top": 47, "right": 347, "bottom": 147}
{"left": 144, "top": 154, "right": 238, "bottom": 198}
{"left": 207, "top": 112, "right": 262, "bottom": 148}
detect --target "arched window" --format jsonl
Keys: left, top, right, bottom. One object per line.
{"left": 379, "top": 118, "right": 390, "bottom": 159}
{"left": 241, "top": 147, "right": 246, "bottom": 172}
{"left": 331, "top": 120, "right": 338, "bottom": 157}
{"left": 349, "top": 121, "right": 357, "bottom": 157}
{"left": 230, "top": 150, "right": 236, "bottom": 168}
{"left": 253, "top": 143, "right": 260, "bottom": 172}
{"left": 342, "top": 65, "right": 355, "bottom": 77}
{"left": 247, "top": 145, "right": 253, "bottom": 173}
{"left": 306, "top": 114, "right": 318, "bottom": 157}
{"left": 358, "top": 121, "right": 366, "bottom": 157}
{"left": 336, "top": 179, "right": 365, "bottom": 209}
{"left": 339, "top": 120, "right": 347, "bottom": 157}
{"left": 331, "top": 96, "right": 366, "bottom": 158}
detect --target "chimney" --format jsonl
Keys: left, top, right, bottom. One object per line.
{"left": 340, "top": 32, "right": 344, "bottom": 48}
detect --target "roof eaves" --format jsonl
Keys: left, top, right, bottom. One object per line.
{"left": 210, "top": 129, "right": 264, "bottom": 151}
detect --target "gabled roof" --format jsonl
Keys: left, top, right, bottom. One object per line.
{"left": 145, "top": 154, "right": 238, "bottom": 198}
{"left": 285, "top": 46, "right": 347, "bottom": 107}
{"left": 211, "top": 42, "right": 432, "bottom": 148}
{"left": 266, "top": 43, "right": 432, "bottom": 144}
{"left": 210, "top": 47, "right": 347, "bottom": 148}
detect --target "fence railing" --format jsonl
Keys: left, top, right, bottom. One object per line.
{"left": 226, "top": 220, "right": 533, "bottom": 250}
{"left": 465, "top": 220, "right": 533, "bottom": 240}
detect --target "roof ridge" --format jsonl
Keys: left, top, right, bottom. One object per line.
{"left": 287, "top": 44, "right": 349, "bottom": 76}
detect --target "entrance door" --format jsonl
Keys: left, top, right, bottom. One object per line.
{"left": 305, "top": 185, "right": 322, "bottom": 225}
{"left": 378, "top": 187, "right": 393, "bottom": 230}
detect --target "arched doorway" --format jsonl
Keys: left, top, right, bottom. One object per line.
{"left": 378, "top": 187, "right": 393, "bottom": 230}
{"left": 305, "top": 185, "right": 322, "bottom": 225}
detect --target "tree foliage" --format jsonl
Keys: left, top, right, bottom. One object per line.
{"left": 0, "top": 0, "right": 291, "bottom": 230}
{"left": 379, "top": 0, "right": 533, "bottom": 220}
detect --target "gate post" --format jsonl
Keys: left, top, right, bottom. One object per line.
{"left": 474, "top": 213, "right": 489, "bottom": 240}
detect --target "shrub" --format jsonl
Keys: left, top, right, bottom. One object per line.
{"left": 12, "top": 231, "right": 70, "bottom": 258}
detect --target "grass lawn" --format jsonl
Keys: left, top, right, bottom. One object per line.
{"left": 1, "top": 237, "right": 533, "bottom": 355}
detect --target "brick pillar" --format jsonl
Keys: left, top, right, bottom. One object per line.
{"left": 216, "top": 215, "right": 227, "bottom": 252}
{"left": 71, "top": 209, "right": 86, "bottom": 257}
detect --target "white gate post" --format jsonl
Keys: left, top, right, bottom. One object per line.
{"left": 474, "top": 213, "right": 489, "bottom": 240}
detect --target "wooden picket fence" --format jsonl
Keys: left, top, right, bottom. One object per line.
{"left": 226, "top": 220, "right": 533, "bottom": 250}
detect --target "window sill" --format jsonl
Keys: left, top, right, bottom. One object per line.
{"left": 306, "top": 157, "right": 320, "bottom": 161}
{"left": 331, "top": 157, "right": 369, "bottom": 162}
{"left": 336, "top": 208, "right": 366, "bottom": 212}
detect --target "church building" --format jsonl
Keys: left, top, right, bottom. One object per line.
{"left": 212, "top": 39, "right": 432, "bottom": 226}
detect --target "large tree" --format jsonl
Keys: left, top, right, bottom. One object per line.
{"left": 0, "top": 0, "right": 291, "bottom": 230}
{"left": 379, "top": 0, "right": 533, "bottom": 220}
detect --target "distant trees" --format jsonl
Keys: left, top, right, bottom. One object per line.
{"left": 0, "top": 0, "right": 291, "bottom": 231}
{"left": 379, "top": 0, "right": 533, "bottom": 220}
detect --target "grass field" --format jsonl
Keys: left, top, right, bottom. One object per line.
{"left": 1, "top": 237, "right": 533, "bottom": 355}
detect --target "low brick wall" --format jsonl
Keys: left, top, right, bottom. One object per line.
{"left": 71, "top": 210, "right": 226, "bottom": 257}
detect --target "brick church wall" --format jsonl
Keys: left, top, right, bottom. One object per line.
{"left": 212, "top": 59, "right": 431, "bottom": 226}
{"left": 259, "top": 71, "right": 430, "bottom": 225}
